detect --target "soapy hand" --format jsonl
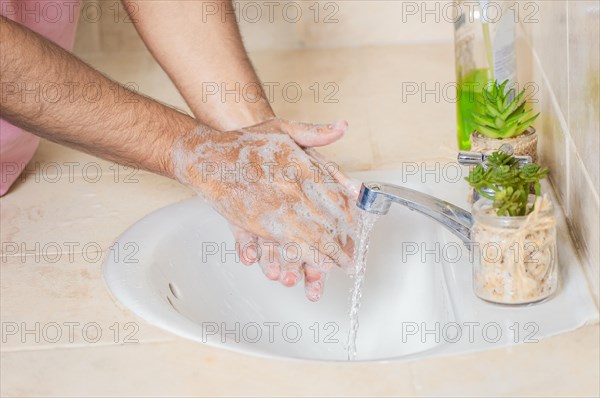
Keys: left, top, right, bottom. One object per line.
{"left": 172, "top": 118, "right": 359, "bottom": 301}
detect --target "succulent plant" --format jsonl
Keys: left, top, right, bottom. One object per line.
{"left": 466, "top": 150, "right": 549, "bottom": 217}
{"left": 471, "top": 80, "right": 540, "bottom": 139}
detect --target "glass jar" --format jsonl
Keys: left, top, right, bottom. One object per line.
{"left": 471, "top": 127, "right": 539, "bottom": 163}
{"left": 471, "top": 196, "right": 558, "bottom": 304}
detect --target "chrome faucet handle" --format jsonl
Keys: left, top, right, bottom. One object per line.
{"left": 457, "top": 151, "right": 486, "bottom": 166}
{"left": 457, "top": 144, "right": 532, "bottom": 167}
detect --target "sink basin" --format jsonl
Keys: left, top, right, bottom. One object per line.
{"left": 104, "top": 169, "right": 598, "bottom": 362}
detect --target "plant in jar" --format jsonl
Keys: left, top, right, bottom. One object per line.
{"left": 467, "top": 151, "right": 557, "bottom": 304}
{"left": 470, "top": 80, "right": 540, "bottom": 162}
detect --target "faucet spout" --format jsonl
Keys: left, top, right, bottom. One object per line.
{"left": 357, "top": 182, "right": 473, "bottom": 246}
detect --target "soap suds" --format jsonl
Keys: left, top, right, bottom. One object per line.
{"left": 171, "top": 119, "right": 358, "bottom": 281}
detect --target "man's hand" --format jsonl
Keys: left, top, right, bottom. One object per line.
{"left": 172, "top": 118, "right": 359, "bottom": 301}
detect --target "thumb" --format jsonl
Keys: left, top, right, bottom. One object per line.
{"left": 284, "top": 120, "right": 348, "bottom": 147}
{"left": 304, "top": 148, "right": 361, "bottom": 199}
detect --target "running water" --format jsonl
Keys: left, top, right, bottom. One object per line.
{"left": 346, "top": 211, "right": 379, "bottom": 360}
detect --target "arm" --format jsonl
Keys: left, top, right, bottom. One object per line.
{"left": 123, "top": 0, "right": 274, "bottom": 131}
{"left": 0, "top": 15, "right": 196, "bottom": 177}
{"left": 0, "top": 16, "right": 356, "bottom": 301}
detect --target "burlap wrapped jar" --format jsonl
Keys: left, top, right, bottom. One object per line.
{"left": 471, "top": 127, "right": 538, "bottom": 163}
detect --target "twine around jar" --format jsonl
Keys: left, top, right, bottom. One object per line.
{"left": 473, "top": 196, "right": 557, "bottom": 302}
{"left": 471, "top": 128, "right": 539, "bottom": 163}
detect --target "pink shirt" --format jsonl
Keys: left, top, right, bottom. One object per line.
{"left": 0, "top": 0, "right": 80, "bottom": 196}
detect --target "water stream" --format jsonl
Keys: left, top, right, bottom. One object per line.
{"left": 346, "top": 211, "right": 379, "bottom": 360}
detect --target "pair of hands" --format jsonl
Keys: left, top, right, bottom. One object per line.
{"left": 172, "top": 118, "right": 359, "bottom": 301}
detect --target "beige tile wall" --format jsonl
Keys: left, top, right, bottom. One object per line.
{"left": 72, "top": 0, "right": 460, "bottom": 172}
{"left": 73, "top": 0, "right": 454, "bottom": 57}
{"left": 525, "top": 0, "right": 600, "bottom": 303}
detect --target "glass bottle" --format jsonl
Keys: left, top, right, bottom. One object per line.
{"left": 454, "top": 0, "right": 517, "bottom": 150}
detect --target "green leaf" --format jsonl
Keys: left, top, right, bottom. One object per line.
{"left": 485, "top": 101, "right": 502, "bottom": 118}
{"left": 477, "top": 188, "right": 496, "bottom": 201}
{"left": 506, "top": 102, "right": 527, "bottom": 120}
{"left": 521, "top": 112, "right": 540, "bottom": 127}
{"left": 474, "top": 124, "right": 503, "bottom": 138}
{"left": 500, "top": 89, "right": 527, "bottom": 119}
{"left": 486, "top": 151, "right": 519, "bottom": 167}
{"left": 498, "top": 125, "right": 518, "bottom": 138}
{"left": 499, "top": 80, "right": 510, "bottom": 95}
{"left": 482, "top": 88, "right": 498, "bottom": 105}
{"left": 495, "top": 116, "right": 506, "bottom": 128}
{"left": 471, "top": 112, "right": 496, "bottom": 126}
{"left": 505, "top": 107, "right": 531, "bottom": 125}
{"left": 501, "top": 88, "right": 513, "bottom": 110}
{"left": 507, "top": 113, "right": 540, "bottom": 138}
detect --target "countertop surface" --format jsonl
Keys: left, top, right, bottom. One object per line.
{"left": 1, "top": 43, "right": 599, "bottom": 397}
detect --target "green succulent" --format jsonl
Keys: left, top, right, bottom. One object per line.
{"left": 471, "top": 80, "right": 540, "bottom": 139}
{"left": 484, "top": 150, "right": 520, "bottom": 168}
{"left": 466, "top": 150, "right": 549, "bottom": 217}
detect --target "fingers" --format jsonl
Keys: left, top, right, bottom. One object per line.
{"left": 304, "top": 148, "right": 361, "bottom": 199}
{"left": 279, "top": 261, "right": 303, "bottom": 287}
{"left": 257, "top": 238, "right": 304, "bottom": 287}
{"left": 257, "top": 238, "right": 281, "bottom": 281}
{"left": 298, "top": 245, "right": 340, "bottom": 302}
{"left": 230, "top": 224, "right": 258, "bottom": 265}
{"left": 235, "top": 232, "right": 343, "bottom": 301}
{"left": 285, "top": 120, "right": 348, "bottom": 147}
{"left": 297, "top": 227, "right": 355, "bottom": 275}
{"left": 304, "top": 264, "right": 326, "bottom": 302}
{"left": 330, "top": 246, "right": 354, "bottom": 275}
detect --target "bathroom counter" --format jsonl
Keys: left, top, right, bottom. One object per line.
{"left": 1, "top": 43, "right": 598, "bottom": 397}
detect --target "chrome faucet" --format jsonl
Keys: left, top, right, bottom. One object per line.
{"left": 356, "top": 182, "right": 473, "bottom": 247}
{"left": 355, "top": 145, "right": 533, "bottom": 246}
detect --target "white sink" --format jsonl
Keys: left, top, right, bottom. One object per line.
{"left": 104, "top": 169, "right": 598, "bottom": 362}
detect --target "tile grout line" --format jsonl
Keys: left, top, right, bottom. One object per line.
{"left": 18, "top": 166, "right": 152, "bottom": 183}
{"left": 360, "top": 46, "right": 381, "bottom": 169}
{"left": 0, "top": 248, "right": 106, "bottom": 262}
{"left": 565, "top": 1, "right": 572, "bottom": 215}
{"left": 406, "top": 360, "right": 421, "bottom": 397}
{"left": 0, "top": 337, "right": 181, "bottom": 354}
{"left": 530, "top": 50, "right": 571, "bottom": 203}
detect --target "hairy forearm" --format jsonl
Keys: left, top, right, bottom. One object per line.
{"left": 0, "top": 15, "right": 198, "bottom": 177}
{"left": 123, "top": 0, "right": 274, "bottom": 131}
